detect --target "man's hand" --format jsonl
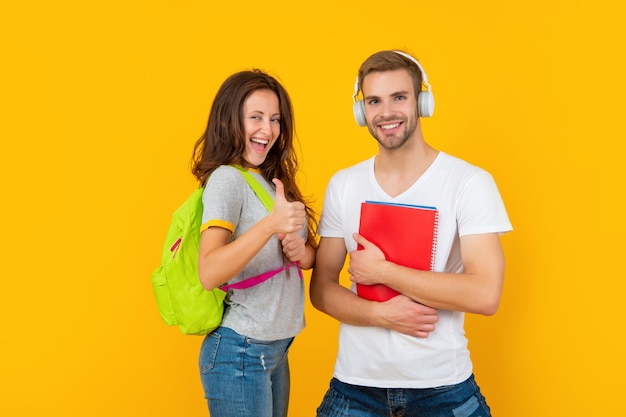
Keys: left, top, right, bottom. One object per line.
{"left": 348, "top": 233, "right": 388, "bottom": 286}
{"left": 376, "top": 295, "right": 439, "bottom": 338}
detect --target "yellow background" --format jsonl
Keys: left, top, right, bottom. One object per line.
{"left": 1, "top": 1, "right": 624, "bottom": 416}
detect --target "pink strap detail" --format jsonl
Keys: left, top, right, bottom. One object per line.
{"left": 219, "top": 261, "right": 302, "bottom": 291}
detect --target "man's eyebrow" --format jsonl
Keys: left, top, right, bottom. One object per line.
{"left": 364, "top": 90, "right": 411, "bottom": 100}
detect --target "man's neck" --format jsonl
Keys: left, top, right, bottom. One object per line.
{"left": 374, "top": 137, "right": 439, "bottom": 198}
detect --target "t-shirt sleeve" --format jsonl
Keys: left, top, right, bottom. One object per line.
{"left": 457, "top": 170, "right": 512, "bottom": 237}
{"left": 200, "top": 166, "right": 245, "bottom": 233}
{"left": 317, "top": 174, "right": 346, "bottom": 238}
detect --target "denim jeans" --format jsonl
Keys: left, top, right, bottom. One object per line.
{"left": 316, "top": 374, "right": 491, "bottom": 417}
{"left": 199, "top": 326, "right": 294, "bottom": 417}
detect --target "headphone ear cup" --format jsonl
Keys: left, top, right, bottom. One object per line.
{"left": 418, "top": 91, "right": 435, "bottom": 118}
{"left": 353, "top": 99, "right": 367, "bottom": 127}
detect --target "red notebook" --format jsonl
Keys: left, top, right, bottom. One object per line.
{"left": 356, "top": 200, "right": 439, "bottom": 302}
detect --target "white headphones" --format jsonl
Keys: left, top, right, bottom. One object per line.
{"left": 352, "top": 50, "right": 435, "bottom": 127}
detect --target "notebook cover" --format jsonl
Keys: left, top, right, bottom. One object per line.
{"left": 356, "top": 201, "right": 438, "bottom": 302}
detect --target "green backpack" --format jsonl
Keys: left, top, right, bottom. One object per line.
{"left": 151, "top": 165, "right": 274, "bottom": 335}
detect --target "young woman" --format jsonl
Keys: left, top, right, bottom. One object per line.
{"left": 191, "top": 69, "right": 317, "bottom": 417}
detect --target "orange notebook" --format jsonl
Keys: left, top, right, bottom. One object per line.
{"left": 356, "top": 201, "right": 439, "bottom": 302}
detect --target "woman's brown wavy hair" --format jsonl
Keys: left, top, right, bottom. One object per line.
{"left": 191, "top": 69, "right": 317, "bottom": 246}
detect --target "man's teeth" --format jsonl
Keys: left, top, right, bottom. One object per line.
{"left": 381, "top": 123, "right": 399, "bottom": 131}
{"left": 251, "top": 138, "right": 269, "bottom": 145}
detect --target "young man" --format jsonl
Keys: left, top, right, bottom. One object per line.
{"left": 310, "top": 50, "right": 512, "bottom": 417}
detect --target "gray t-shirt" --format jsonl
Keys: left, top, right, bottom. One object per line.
{"left": 201, "top": 165, "right": 305, "bottom": 340}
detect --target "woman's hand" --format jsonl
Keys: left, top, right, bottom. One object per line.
{"left": 269, "top": 178, "right": 305, "bottom": 235}
{"left": 279, "top": 233, "right": 306, "bottom": 262}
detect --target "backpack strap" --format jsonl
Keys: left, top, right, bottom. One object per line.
{"left": 219, "top": 261, "right": 302, "bottom": 291}
{"left": 232, "top": 165, "right": 274, "bottom": 212}
{"left": 220, "top": 165, "right": 302, "bottom": 291}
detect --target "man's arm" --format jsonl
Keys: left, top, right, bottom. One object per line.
{"left": 348, "top": 232, "right": 505, "bottom": 315}
{"left": 310, "top": 237, "right": 439, "bottom": 338}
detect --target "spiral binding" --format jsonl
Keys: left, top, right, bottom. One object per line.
{"left": 430, "top": 210, "right": 439, "bottom": 271}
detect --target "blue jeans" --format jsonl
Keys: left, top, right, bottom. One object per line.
{"left": 316, "top": 374, "right": 491, "bottom": 417}
{"left": 199, "top": 326, "right": 294, "bottom": 417}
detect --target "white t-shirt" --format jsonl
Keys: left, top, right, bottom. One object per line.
{"left": 318, "top": 152, "right": 512, "bottom": 388}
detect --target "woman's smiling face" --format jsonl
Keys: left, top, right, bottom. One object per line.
{"left": 242, "top": 89, "right": 281, "bottom": 168}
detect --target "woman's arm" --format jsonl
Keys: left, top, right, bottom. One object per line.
{"left": 198, "top": 179, "right": 306, "bottom": 290}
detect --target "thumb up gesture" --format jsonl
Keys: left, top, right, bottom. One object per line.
{"left": 269, "top": 178, "right": 306, "bottom": 235}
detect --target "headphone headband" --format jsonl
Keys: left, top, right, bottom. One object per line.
{"left": 392, "top": 50, "right": 430, "bottom": 86}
